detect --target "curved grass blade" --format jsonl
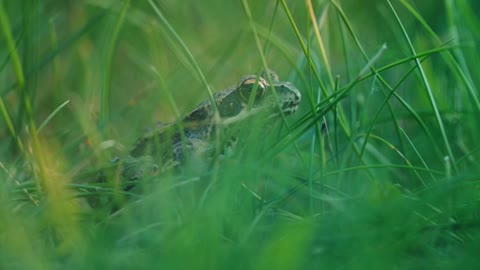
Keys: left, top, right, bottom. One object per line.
{"left": 37, "top": 100, "right": 70, "bottom": 133}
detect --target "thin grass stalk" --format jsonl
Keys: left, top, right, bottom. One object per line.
{"left": 387, "top": 0, "right": 458, "bottom": 173}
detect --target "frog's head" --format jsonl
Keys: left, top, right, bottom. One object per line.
{"left": 185, "top": 71, "right": 301, "bottom": 122}
{"left": 236, "top": 74, "right": 301, "bottom": 116}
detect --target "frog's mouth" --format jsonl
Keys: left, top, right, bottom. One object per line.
{"left": 264, "top": 96, "right": 300, "bottom": 117}
{"left": 282, "top": 101, "right": 300, "bottom": 115}
{"left": 248, "top": 80, "right": 301, "bottom": 118}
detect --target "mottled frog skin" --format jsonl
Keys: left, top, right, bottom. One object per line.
{"left": 123, "top": 70, "right": 301, "bottom": 179}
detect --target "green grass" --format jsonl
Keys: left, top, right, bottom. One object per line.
{"left": 1, "top": 0, "right": 480, "bottom": 269}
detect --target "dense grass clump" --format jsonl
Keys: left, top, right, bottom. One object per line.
{"left": 1, "top": 0, "right": 480, "bottom": 269}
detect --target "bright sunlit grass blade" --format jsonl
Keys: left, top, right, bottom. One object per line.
{"left": 279, "top": 0, "right": 328, "bottom": 97}
{"left": 306, "top": 0, "right": 333, "bottom": 89}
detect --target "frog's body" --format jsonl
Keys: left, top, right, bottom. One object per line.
{"left": 123, "top": 70, "right": 301, "bottom": 179}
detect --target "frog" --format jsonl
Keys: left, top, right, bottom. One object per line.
{"left": 121, "top": 70, "right": 301, "bottom": 181}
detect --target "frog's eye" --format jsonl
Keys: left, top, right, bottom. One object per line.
{"left": 239, "top": 78, "right": 266, "bottom": 101}
{"left": 261, "top": 69, "right": 279, "bottom": 82}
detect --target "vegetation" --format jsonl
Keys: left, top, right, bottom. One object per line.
{"left": 1, "top": 0, "right": 480, "bottom": 269}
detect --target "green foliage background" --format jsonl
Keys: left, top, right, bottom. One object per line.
{"left": 1, "top": 0, "right": 480, "bottom": 269}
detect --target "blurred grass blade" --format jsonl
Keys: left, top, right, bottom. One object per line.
{"left": 241, "top": 0, "right": 289, "bottom": 125}
{"left": 357, "top": 43, "right": 387, "bottom": 79}
{"left": 401, "top": 128, "right": 436, "bottom": 182}
{"left": 100, "top": 0, "right": 130, "bottom": 128}
{"left": 148, "top": 0, "right": 217, "bottom": 114}
{"left": 0, "top": 97, "right": 24, "bottom": 151}
{"left": 37, "top": 100, "right": 70, "bottom": 133}
{"left": 0, "top": 2, "right": 25, "bottom": 88}
{"left": 1, "top": 8, "right": 108, "bottom": 97}
{"left": 400, "top": 0, "right": 480, "bottom": 113}
{"left": 368, "top": 134, "right": 426, "bottom": 186}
